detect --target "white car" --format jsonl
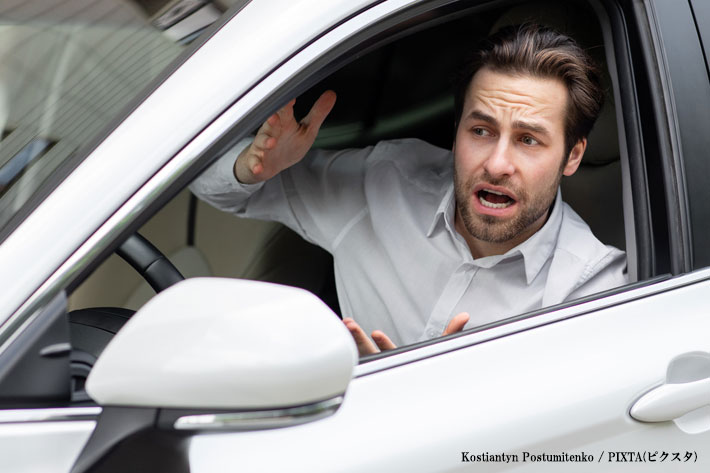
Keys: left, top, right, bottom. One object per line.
{"left": 1, "top": 0, "right": 710, "bottom": 471}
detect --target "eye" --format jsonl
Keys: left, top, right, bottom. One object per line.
{"left": 472, "top": 127, "right": 490, "bottom": 137}
{"left": 521, "top": 135, "right": 539, "bottom": 146}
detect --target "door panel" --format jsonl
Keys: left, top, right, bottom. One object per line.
{"left": 188, "top": 275, "right": 710, "bottom": 472}
{"left": 0, "top": 289, "right": 97, "bottom": 473}
{"left": 0, "top": 419, "right": 96, "bottom": 473}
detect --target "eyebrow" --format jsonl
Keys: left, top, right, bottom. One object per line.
{"left": 466, "top": 110, "right": 551, "bottom": 138}
{"left": 467, "top": 110, "right": 498, "bottom": 126}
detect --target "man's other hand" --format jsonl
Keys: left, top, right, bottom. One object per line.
{"left": 234, "top": 90, "right": 337, "bottom": 184}
{"left": 343, "top": 312, "right": 470, "bottom": 356}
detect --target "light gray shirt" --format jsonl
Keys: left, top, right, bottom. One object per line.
{"left": 190, "top": 138, "right": 627, "bottom": 346}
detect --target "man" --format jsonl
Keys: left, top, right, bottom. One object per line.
{"left": 191, "top": 24, "right": 627, "bottom": 355}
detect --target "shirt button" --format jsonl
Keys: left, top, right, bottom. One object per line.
{"left": 428, "top": 330, "right": 438, "bottom": 338}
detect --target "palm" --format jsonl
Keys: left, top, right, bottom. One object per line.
{"left": 235, "top": 91, "right": 336, "bottom": 184}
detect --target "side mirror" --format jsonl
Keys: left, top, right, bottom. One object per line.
{"left": 86, "top": 277, "right": 357, "bottom": 411}
{"left": 73, "top": 279, "right": 357, "bottom": 473}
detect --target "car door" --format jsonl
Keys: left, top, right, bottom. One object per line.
{"left": 188, "top": 273, "right": 710, "bottom": 472}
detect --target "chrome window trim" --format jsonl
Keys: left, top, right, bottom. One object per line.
{"left": 0, "top": 406, "right": 101, "bottom": 424}
{"left": 173, "top": 396, "right": 343, "bottom": 431}
{"left": 0, "top": 298, "right": 50, "bottom": 361}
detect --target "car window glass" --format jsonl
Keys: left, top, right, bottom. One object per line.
{"left": 0, "top": 0, "right": 240, "bottom": 233}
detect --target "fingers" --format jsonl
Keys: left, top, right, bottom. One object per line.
{"left": 241, "top": 111, "right": 282, "bottom": 182}
{"left": 343, "top": 318, "right": 379, "bottom": 356}
{"left": 235, "top": 92, "right": 333, "bottom": 184}
{"left": 253, "top": 131, "right": 276, "bottom": 151}
{"left": 234, "top": 144, "right": 263, "bottom": 184}
{"left": 343, "top": 314, "right": 463, "bottom": 358}
{"left": 245, "top": 152, "right": 264, "bottom": 177}
{"left": 254, "top": 111, "right": 281, "bottom": 146}
{"left": 276, "top": 98, "right": 297, "bottom": 127}
{"left": 301, "top": 90, "right": 337, "bottom": 135}
{"left": 371, "top": 330, "right": 397, "bottom": 351}
{"left": 442, "top": 312, "right": 470, "bottom": 336}
{"left": 260, "top": 91, "right": 334, "bottom": 142}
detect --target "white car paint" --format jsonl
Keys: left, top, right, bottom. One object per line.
{"left": 0, "top": 421, "right": 95, "bottom": 473}
{"left": 189, "top": 271, "right": 710, "bottom": 472}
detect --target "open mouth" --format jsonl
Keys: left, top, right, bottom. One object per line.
{"left": 477, "top": 188, "right": 515, "bottom": 209}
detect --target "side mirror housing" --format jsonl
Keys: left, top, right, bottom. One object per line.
{"left": 86, "top": 278, "right": 357, "bottom": 410}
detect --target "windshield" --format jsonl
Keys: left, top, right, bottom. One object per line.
{"left": 0, "top": 0, "right": 238, "bottom": 233}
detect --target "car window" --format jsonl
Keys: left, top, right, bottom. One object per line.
{"left": 0, "top": 0, "right": 241, "bottom": 235}
{"left": 68, "top": 0, "right": 636, "bottom": 365}
{"left": 300, "top": 0, "right": 631, "bottom": 357}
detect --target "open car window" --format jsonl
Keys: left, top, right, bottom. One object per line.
{"left": 66, "top": 0, "right": 640, "bottom": 366}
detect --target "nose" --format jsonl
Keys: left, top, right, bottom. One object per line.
{"left": 483, "top": 139, "right": 515, "bottom": 177}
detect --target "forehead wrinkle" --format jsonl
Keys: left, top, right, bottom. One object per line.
{"left": 476, "top": 88, "right": 546, "bottom": 109}
{"left": 475, "top": 90, "right": 558, "bottom": 117}
{"left": 469, "top": 89, "right": 560, "bottom": 133}
{"left": 471, "top": 68, "right": 566, "bottom": 109}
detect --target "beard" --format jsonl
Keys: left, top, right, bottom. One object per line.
{"left": 453, "top": 166, "right": 562, "bottom": 244}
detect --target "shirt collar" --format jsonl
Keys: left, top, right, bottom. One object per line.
{"left": 427, "top": 186, "right": 563, "bottom": 285}
{"left": 426, "top": 182, "right": 455, "bottom": 238}
{"left": 515, "top": 190, "right": 563, "bottom": 284}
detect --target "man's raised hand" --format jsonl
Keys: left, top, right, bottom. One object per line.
{"left": 234, "top": 90, "right": 337, "bottom": 184}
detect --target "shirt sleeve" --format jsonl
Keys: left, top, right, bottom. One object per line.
{"left": 189, "top": 137, "right": 372, "bottom": 251}
{"left": 566, "top": 246, "right": 629, "bottom": 301}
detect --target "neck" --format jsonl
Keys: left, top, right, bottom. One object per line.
{"left": 454, "top": 206, "right": 549, "bottom": 259}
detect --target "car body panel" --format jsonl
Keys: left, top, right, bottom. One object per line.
{"left": 189, "top": 270, "right": 710, "bottom": 472}
{"left": 0, "top": 421, "right": 95, "bottom": 473}
{"left": 0, "top": 407, "right": 100, "bottom": 473}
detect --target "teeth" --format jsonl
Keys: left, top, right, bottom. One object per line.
{"left": 479, "top": 194, "right": 514, "bottom": 209}
{"left": 484, "top": 188, "right": 505, "bottom": 196}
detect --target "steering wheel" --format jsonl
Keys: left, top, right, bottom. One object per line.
{"left": 69, "top": 232, "right": 184, "bottom": 402}
{"left": 115, "top": 232, "right": 184, "bottom": 292}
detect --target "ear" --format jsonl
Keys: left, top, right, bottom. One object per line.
{"left": 562, "top": 138, "right": 586, "bottom": 176}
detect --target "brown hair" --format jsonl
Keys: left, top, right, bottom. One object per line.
{"left": 454, "top": 23, "right": 604, "bottom": 154}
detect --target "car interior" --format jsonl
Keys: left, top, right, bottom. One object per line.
{"left": 64, "top": 0, "right": 631, "bottom": 401}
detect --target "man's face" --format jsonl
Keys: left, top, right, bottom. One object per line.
{"left": 453, "top": 68, "right": 585, "bottom": 253}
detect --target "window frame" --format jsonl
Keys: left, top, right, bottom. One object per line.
{"left": 0, "top": 0, "right": 671, "bottom": 376}
{"left": 649, "top": 0, "right": 710, "bottom": 271}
